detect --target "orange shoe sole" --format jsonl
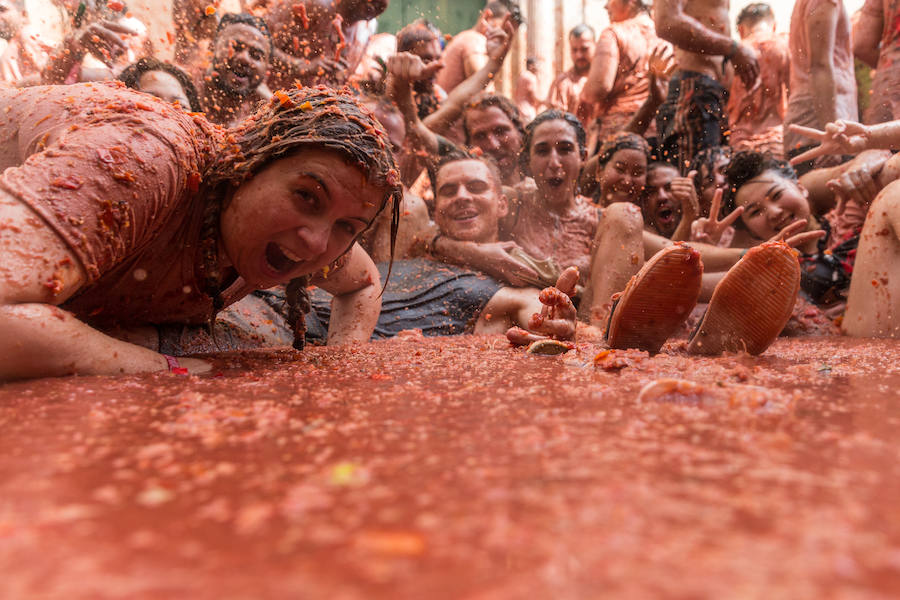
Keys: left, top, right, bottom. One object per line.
{"left": 687, "top": 241, "right": 800, "bottom": 356}
{"left": 606, "top": 244, "right": 703, "bottom": 354}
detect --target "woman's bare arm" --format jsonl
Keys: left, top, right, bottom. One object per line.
{"left": 0, "top": 193, "right": 199, "bottom": 380}
{"left": 312, "top": 242, "right": 381, "bottom": 345}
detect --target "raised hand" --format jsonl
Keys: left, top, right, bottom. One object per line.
{"left": 690, "top": 187, "right": 743, "bottom": 245}
{"left": 647, "top": 44, "right": 675, "bottom": 105}
{"left": 788, "top": 120, "right": 872, "bottom": 165}
{"left": 387, "top": 52, "right": 443, "bottom": 85}
{"left": 485, "top": 14, "right": 517, "bottom": 63}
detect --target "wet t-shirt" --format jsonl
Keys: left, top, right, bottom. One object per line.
{"left": 507, "top": 195, "right": 599, "bottom": 281}
{"left": 0, "top": 82, "right": 225, "bottom": 325}
{"left": 784, "top": 0, "right": 858, "bottom": 154}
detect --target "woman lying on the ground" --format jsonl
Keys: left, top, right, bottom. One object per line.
{"left": 0, "top": 83, "right": 401, "bottom": 380}
{"left": 174, "top": 156, "right": 586, "bottom": 351}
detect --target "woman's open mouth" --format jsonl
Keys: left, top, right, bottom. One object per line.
{"left": 546, "top": 177, "right": 565, "bottom": 188}
{"left": 265, "top": 242, "right": 303, "bottom": 275}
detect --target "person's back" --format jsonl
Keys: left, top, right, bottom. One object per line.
{"left": 784, "top": 0, "right": 857, "bottom": 161}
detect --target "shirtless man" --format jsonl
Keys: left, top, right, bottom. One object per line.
{"left": 654, "top": 0, "right": 759, "bottom": 171}
{"left": 783, "top": 0, "right": 857, "bottom": 174}
{"left": 546, "top": 24, "right": 595, "bottom": 119}
{"left": 261, "top": 0, "right": 387, "bottom": 89}
{"left": 197, "top": 13, "right": 272, "bottom": 127}
{"left": 514, "top": 56, "right": 541, "bottom": 122}
{"left": 435, "top": 0, "right": 514, "bottom": 93}
{"left": 727, "top": 3, "right": 789, "bottom": 158}
{"left": 853, "top": 0, "right": 900, "bottom": 124}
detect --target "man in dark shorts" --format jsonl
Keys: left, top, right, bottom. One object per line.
{"left": 654, "top": 0, "right": 760, "bottom": 172}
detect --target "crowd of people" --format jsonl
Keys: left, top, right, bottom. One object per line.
{"left": 1, "top": 0, "right": 899, "bottom": 380}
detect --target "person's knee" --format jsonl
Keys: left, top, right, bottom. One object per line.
{"left": 602, "top": 202, "right": 644, "bottom": 237}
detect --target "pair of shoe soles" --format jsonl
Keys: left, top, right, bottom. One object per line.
{"left": 605, "top": 242, "right": 801, "bottom": 355}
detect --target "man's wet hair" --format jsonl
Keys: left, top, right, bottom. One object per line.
{"left": 737, "top": 3, "right": 775, "bottom": 27}
{"left": 462, "top": 93, "right": 527, "bottom": 146}
{"left": 723, "top": 150, "right": 797, "bottom": 216}
{"left": 118, "top": 58, "right": 200, "bottom": 112}
{"left": 200, "top": 87, "right": 402, "bottom": 349}
{"left": 397, "top": 18, "right": 441, "bottom": 53}
{"left": 435, "top": 154, "right": 505, "bottom": 197}
{"left": 517, "top": 109, "right": 586, "bottom": 177}
{"left": 216, "top": 12, "right": 273, "bottom": 54}
{"left": 569, "top": 23, "right": 595, "bottom": 40}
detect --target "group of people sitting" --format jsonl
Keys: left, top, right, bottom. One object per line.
{"left": 1, "top": 0, "right": 899, "bottom": 381}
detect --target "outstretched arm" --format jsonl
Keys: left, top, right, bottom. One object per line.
{"left": 0, "top": 193, "right": 206, "bottom": 380}
{"left": 807, "top": 0, "right": 840, "bottom": 128}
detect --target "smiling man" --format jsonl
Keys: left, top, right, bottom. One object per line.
{"left": 198, "top": 13, "right": 272, "bottom": 127}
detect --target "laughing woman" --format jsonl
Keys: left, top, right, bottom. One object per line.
{"left": 0, "top": 83, "right": 401, "bottom": 380}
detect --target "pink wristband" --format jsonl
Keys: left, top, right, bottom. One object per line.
{"left": 164, "top": 354, "right": 189, "bottom": 375}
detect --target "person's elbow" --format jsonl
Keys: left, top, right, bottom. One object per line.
{"left": 852, "top": 38, "right": 879, "bottom": 69}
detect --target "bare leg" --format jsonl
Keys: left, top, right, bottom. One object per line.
{"left": 580, "top": 202, "right": 645, "bottom": 326}
{"left": 843, "top": 181, "right": 900, "bottom": 337}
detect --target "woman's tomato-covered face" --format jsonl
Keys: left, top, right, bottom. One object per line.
{"left": 598, "top": 148, "right": 647, "bottom": 206}
{"left": 220, "top": 149, "right": 384, "bottom": 288}
{"left": 528, "top": 118, "right": 584, "bottom": 205}
{"left": 733, "top": 170, "right": 811, "bottom": 240}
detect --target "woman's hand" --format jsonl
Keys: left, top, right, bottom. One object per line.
{"left": 689, "top": 187, "right": 743, "bottom": 245}
{"left": 827, "top": 159, "right": 885, "bottom": 215}
{"left": 767, "top": 219, "right": 826, "bottom": 250}
{"left": 788, "top": 121, "right": 873, "bottom": 165}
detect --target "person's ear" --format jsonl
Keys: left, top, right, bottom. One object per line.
{"left": 497, "top": 191, "right": 509, "bottom": 218}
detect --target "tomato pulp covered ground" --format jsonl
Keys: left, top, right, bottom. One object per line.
{"left": 1, "top": 334, "right": 899, "bottom": 598}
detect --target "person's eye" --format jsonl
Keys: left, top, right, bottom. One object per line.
{"left": 467, "top": 182, "right": 489, "bottom": 193}
{"left": 295, "top": 190, "right": 319, "bottom": 211}
{"left": 495, "top": 128, "right": 508, "bottom": 137}
{"left": 337, "top": 220, "right": 358, "bottom": 237}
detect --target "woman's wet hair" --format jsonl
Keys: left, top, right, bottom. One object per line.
{"left": 118, "top": 57, "right": 200, "bottom": 111}
{"left": 461, "top": 93, "right": 527, "bottom": 146}
{"left": 723, "top": 150, "right": 797, "bottom": 216}
{"left": 517, "top": 109, "right": 586, "bottom": 177}
{"left": 595, "top": 132, "right": 650, "bottom": 166}
{"left": 200, "top": 86, "right": 402, "bottom": 349}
